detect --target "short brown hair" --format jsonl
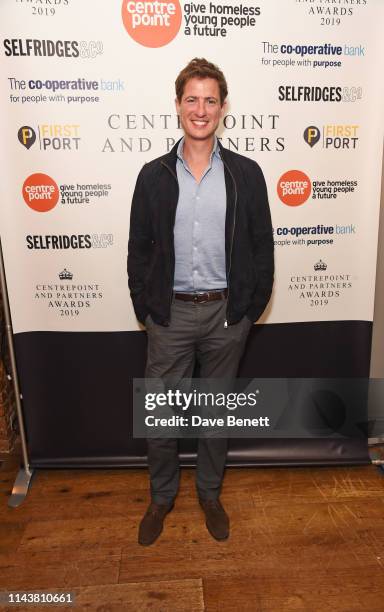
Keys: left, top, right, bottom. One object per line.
{"left": 175, "top": 58, "right": 228, "bottom": 106}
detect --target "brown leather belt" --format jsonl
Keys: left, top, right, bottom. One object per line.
{"left": 174, "top": 289, "right": 228, "bottom": 303}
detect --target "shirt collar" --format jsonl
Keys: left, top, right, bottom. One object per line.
{"left": 177, "top": 136, "right": 221, "bottom": 165}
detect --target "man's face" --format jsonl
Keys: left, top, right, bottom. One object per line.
{"left": 175, "top": 77, "right": 225, "bottom": 142}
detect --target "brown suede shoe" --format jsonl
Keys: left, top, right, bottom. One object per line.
{"left": 199, "top": 498, "right": 229, "bottom": 541}
{"left": 138, "top": 502, "right": 174, "bottom": 546}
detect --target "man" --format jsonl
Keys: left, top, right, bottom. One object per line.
{"left": 128, "top": 58, "right": 274, "bottom": 546}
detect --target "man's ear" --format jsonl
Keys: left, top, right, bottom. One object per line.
{"left": 220, "top": 99, "right": 227, "bottom": 117}
{"left": 175, "top": 97, "right": 180, "bottom": 114}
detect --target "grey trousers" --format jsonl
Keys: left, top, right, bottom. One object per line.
{"left": 145, "top": 296, "right": 252, "bottom": 505}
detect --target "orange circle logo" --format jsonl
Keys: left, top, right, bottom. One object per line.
{"left": 122, "top": 0, "right": 182, "bottom": 47}
{"left": 277, "top": 170, "right": 312, "bottom": 206}
{"left": 22, "top": 173, "right": 59, "bottom": 212}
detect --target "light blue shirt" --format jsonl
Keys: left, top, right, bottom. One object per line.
{"left": 173, "top": 137, "right": 227, "bottom": 292}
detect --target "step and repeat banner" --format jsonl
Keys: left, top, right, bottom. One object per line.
{"left": 0, "top": 0, "right": 383, "bottom": 466}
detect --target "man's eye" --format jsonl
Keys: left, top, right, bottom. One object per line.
{"left": 208, "top": 99, "right": 217, "bottom": 105}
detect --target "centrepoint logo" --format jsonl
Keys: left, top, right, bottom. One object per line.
{"left": 22, "top": 173, "right": 59, "bottom": 212}
{"left": 121, "top": 0, "right": 182, "bottom": 47}
{"left": 277, "top": 170, "right": 312, "bottom": 206}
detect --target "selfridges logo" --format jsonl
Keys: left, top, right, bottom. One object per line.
{"left": 278, "top": 86, "right": 342, "bottom": 102}
{"left": 102, "top": 112, "right": 285, "bottom": 154}
{"left": 15, "top": 0, "right": 70, "bottom": 18}
{"left": 121, "top": 0, "right": 261, "bottom": 47}
{"left": 3, "top": 39, "right": 103, "bottom": 59}
{"left": 18, "top": 124, "right": 81, "bottom": 152}
{"left": 34, "top": 268, "right": 104, "bottom": 319}
{"left": 26, "top": 234, "right": 114, "bottom": 250}
{"left": 303, "top": 124, "right": 360, "bottom": 150}
{"left": 295, "top": 0, "right": 368, "bottom": 26}
{"left": 288, "top": 261, "right": 353, "bottom": 308}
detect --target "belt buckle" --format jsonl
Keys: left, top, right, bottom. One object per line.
{"left": 194, "top": 292, "right": 209, "bottom": 303}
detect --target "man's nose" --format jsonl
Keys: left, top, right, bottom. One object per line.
{"left": 195, "top": 99, "right": 206, "bottom": 116}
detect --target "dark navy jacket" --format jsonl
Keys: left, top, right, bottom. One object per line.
{"left": 127, "top": 139, "right": 274, "bottom": 326}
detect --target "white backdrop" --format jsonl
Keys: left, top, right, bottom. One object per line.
{"left": 0, "top": 0, "right": 383, "bottom": 333}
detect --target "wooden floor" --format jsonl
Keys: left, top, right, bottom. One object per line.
{"left": 1, "top": 455, "right": 384, "bottom": 611}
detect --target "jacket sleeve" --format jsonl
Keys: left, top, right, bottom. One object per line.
{"left": 127, "top": 165, "right": 152, "bottom": 325}
{"left": 247, "top": 162, "right": 274, "bottom": 322}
